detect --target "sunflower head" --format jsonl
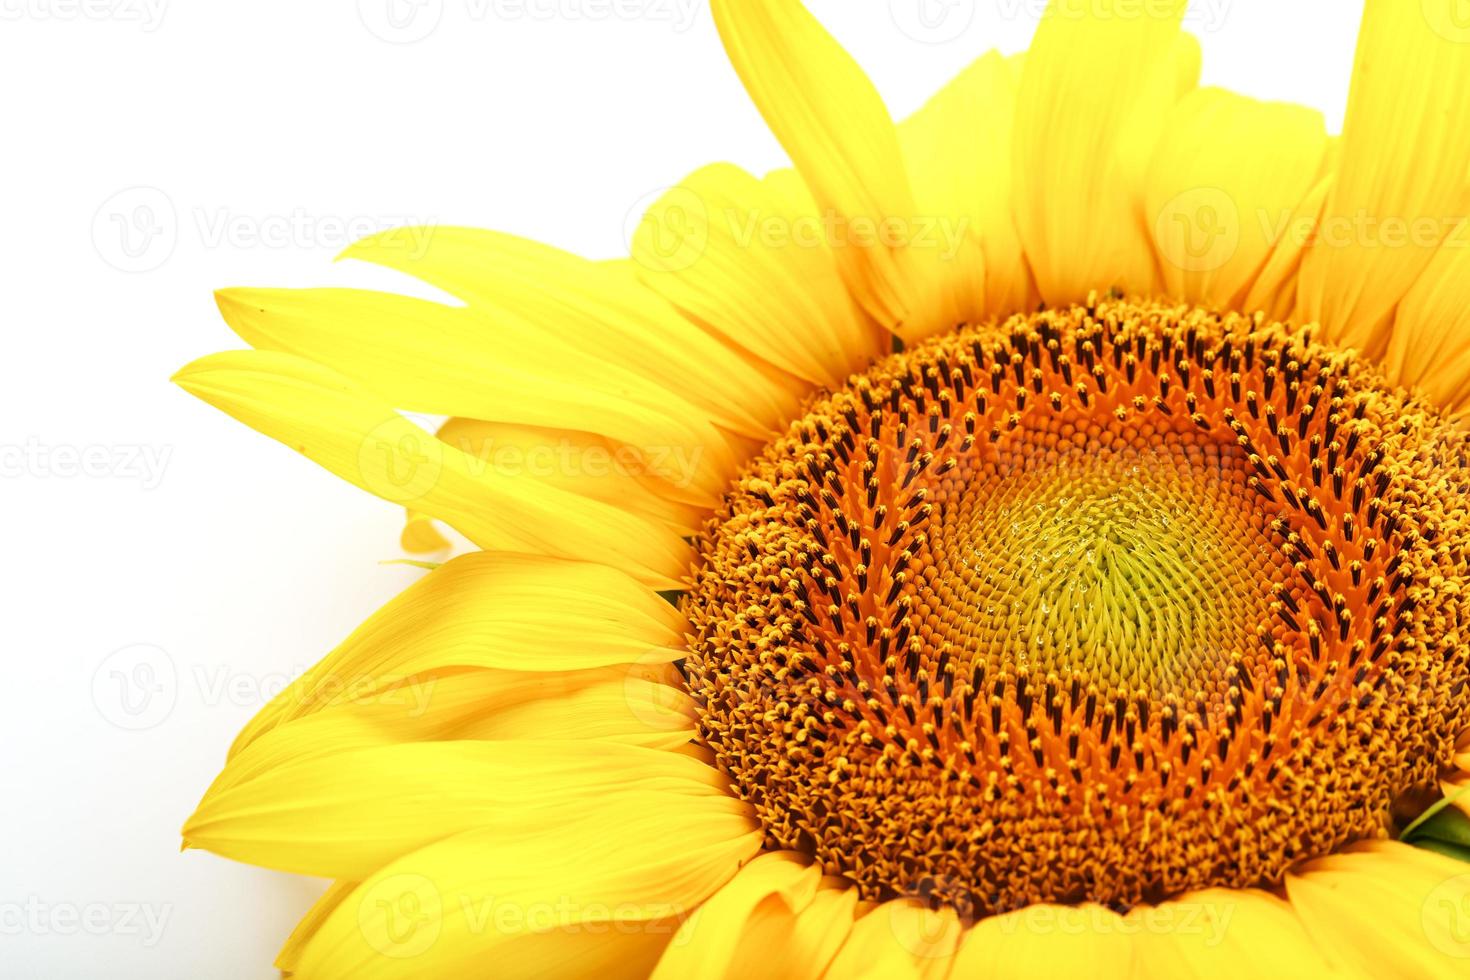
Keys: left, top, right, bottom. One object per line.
{"left": 176, "top": 0, "right": 1470, "bottom": 975}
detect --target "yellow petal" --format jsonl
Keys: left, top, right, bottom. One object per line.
{"left": 711, "top": 0, "right": 958, "bottom": 337}
{"left": 278, "top": 881, "right": 356, "bottom": 974}
{"left": 338, "top": 226, "right": 795, "bottom": 439}
{"left": 1012, "top": 0, "right": 1196, "bottom": 306}
{"left": 434, "top": 416, "right": 708, "bottom": 534}
{"left": 1146, "top": 88, "right": 1328, "bottom": 309}
{"left": 213, "top": 663, "right": 694, "bottom": 799}
{"left": 1296, "top": 0, "right": 1470, "bottom": 355}
{"left": 650, "top": 851, "right": 821, "bottom": 979}
{"left": 1128, "top": 888, "right": 1336, "bottom": 979}
{"left": 823, "top": 899, "right": 964, "bottom": 979}
{"left": 399, "top": 508, "right": 449, "bottom": 554}
{"left": 1239, "top": 166, "right": 1334, "bottom": 322}
{"left": 632, "top": 162, "right": 883, "bottom": 387}
{"left": 1287, "top": 839, "right": 1470, "bottom": 974}
{"left": 173, "top": 351, "right": 692, "bottom": 587}
{"left": 287, "top": 797, "right": 762, "bottom": 979}
{"left": 900, "top": 51, "right": 1036, "bottom": 320}
{"left": 1381, "top": 219, "right": 1470, "bottom": 416}
{"left": 952, "top": 902, "right": 1136, "bottom": 977}
{"left": 184, "top": 739, "right": 736, "bottom": 879}
{"left": 229, "top": 550, "right": 685, "bottom": 755}
{"left": 212, "top": 286, "right": 738, "bottom": 500}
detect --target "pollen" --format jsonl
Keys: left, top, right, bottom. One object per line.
{"left": 682, "top": 298, "right": 1470, "bottom": 916}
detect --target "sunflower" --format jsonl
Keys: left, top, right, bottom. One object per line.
{"left": 176, "top": 0, "right": 1470, "bottom": 976}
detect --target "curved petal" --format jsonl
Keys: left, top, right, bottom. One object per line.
{"left": 649, "top": 851, "right": 822, "bottom": 979}
{"left": 228, "top": 550, "right": 685, "bottom": 755}
{"left": 337, "top": 227, "right": 796, "bottom": 439}
{"left": 711, "top": 0, "right": 961, "bottom": 338}
{"left": 1145, "top": 87, "right": 1328, "bottom": 310}
{"left": 1128, "top": 888, "right": 1337, "bottom": 978}
{"left": 1286, "top": 840, "right": 1470, "bottom": 975}
{"left": 951, "top": 902, "right": 1135, "bottom": 977}
{"left": 173, "top": 352, "right": 692, "bottom": 588}
{"left": 211, "top": 286, "right": 739, "bottom": 500}
{"left": 824, "top": 899, "right": 964, "bottom": 979}
{"left": 900, "top": 51, "right": 1036, "bottom": 320}
{"left": 183, "top": 739, "right": 735, "bottom": 880}
{"left": 1012, "top": 0, "right": 1197, "bottom": 305}
{"left": 287, "top": 797, "right": 762, "bottom": 978}
{"left": 1381, "top": 218, "right": 1470, "bottom": 416}
{"left": 632, "top": 162, "right": 883, "bottom": 387}
{"left": 1296, "top": 0, "right": 1470, "bottom": 356}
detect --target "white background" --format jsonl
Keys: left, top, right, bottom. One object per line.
{"left": 1, "top": 1, "right": 1362, "bottom": 976}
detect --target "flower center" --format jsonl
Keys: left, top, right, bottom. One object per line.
{"left": 683, "top": 298, "right": 1470, "bottom": 916}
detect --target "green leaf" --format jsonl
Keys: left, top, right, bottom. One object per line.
{"left": 1408, "top": 837, "right": 1470, "bottom": 865}
{"left": 1399, "top": 782, "right": 1470, "bottom": 841}
{"left": 1406, "top": 805, "right": 1470, "bottom": 848}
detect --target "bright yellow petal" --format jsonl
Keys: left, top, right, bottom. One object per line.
{"left": 951, "top": 902, "right": 1136, "bottom": 977}
{"left": 900, "top": 51, "right": 1036, "bottom": 320}
{"left": 711, "top": 0, "right": 959, "bottom": 338}
{"left": 229, "top": 550, "right": 685, "bottom": 755}
{"left": 173, "top": 351, "right": 692, "bottom": 588}
{"left": 287, "top": 798, "right": 762, "bottom": 979}
{"left": 212, "top": 663, "right": 694, "bottom": 799}
{"left": 184, "top": 739, "right": 735, "bottom": 879}
{"left": 1146, "top": 87, "right": 1328, "bottom": 309}
{"left": 632, "top": 162, "right": 883, "bottom": 387}
{"left": 338, "top": 227, "right": 795, "bottom": 439}
{"left": 434, "top": 416, "right": 707, "bottom": 534}
{"left": 1239, "top": 166, "right": 1334, "bottom": 322}
{"left": 823, "top": 899, "right": 963, "bottom": 979}
{"left": 1287, "top": 839, "right": 1470, "bottom": 975}
{"left": 399, "top": 507, "right": 449, "bottom": 554}
{"left": 649, "top": 851, "right": 821, "bottom": 980}
{"left": 211, "top": 286, "right": 739, "bottom": 501}
{"left": 1295, "top": 0, "right": 1470, "bottom": 356}
{"left": 1381, "top": 218, "right": 1470, "bottom": 416}
{"left": 1128, "top": 888, "right": 1338, "bottom": 979}
{"left": 1012, "top": 0, "right": 1196, "bottom": 306}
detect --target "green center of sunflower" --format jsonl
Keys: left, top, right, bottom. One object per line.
{"left": 682, "top": 298, "right": 1470, "bottom": 916}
